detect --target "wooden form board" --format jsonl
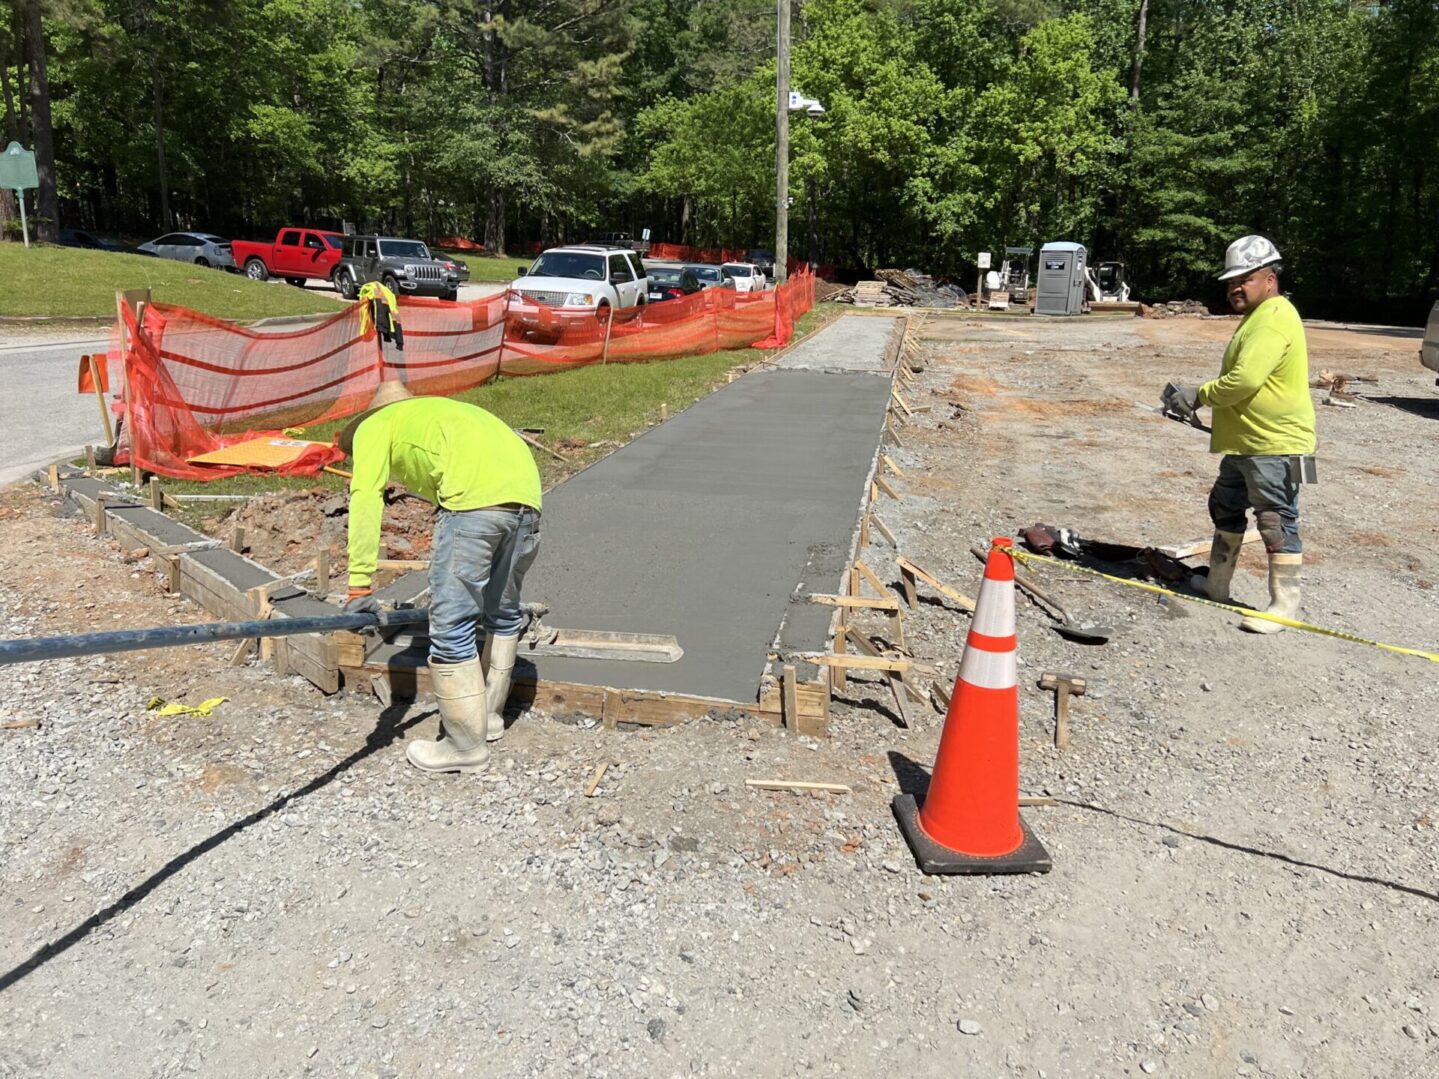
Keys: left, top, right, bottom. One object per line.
{"left": 60, "top": 475, "right": 339, "bottom": 692}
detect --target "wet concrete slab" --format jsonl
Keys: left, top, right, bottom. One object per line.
{"left": 771, "top": 314, "right": 901, "bottom": 374}
{"left": 526, "top": 363, "right": 893, "bottom": 703}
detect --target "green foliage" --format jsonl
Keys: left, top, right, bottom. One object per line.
{"left": 5, "top": 0, "right": 1439, "bottom": 317}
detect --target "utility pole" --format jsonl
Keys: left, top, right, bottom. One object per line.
{"left": 774, "top": 0, "right": 790, "bottom": 286}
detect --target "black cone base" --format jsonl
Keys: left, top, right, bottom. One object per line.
{"left": 892, "top": 793, "right": 1052, "bottom": 875}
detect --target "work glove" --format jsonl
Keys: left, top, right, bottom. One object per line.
{"left": 1160, "top": 382, "right": 1201, "bottom": 421}
{"left": 345, "top": 587, "right": 382, "bottom": 615}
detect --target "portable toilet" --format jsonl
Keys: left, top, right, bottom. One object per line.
{"left": 1035, "top": 242, "right": 1088, "bottom": 316}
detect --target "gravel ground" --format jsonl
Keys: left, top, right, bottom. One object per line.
{"left": 1, "top": 312, "right": 1436, "bottom": 1077}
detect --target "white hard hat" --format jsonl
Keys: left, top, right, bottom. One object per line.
{"left": 1218, "top": 235, "right": 1282, "bottom": 281}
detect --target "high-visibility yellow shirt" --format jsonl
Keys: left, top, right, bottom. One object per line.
{"left": 1198, "top": 295, "right": 1316, "bottom": 456}
{"left": 347, "top": 397, "right": 542, "bottom": 588}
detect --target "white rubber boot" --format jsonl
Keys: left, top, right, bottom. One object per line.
{"left": 1191, "top": 530, "right": 1245, "bottom": 604}
{"left": 484, "top": 633, "right": 519, "bottom": 742}
{"left": 407, "top": 656, "right": 491, "bottom": 773}
{"left": 1240, "top": 553, "right": 1302, "bottom": 634}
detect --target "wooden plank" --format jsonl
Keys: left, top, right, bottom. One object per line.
{"left": 881, "top": 454, "right": 905, "bottom": 478}
{"left": 376, "top": 558, "right": 430, "bottom": 572}
{"left": 808, "top": 593, "right": 900, "bottom": 610}
{"left": 794, "top": 652, "right": 911, "bottom": 673}
{"left": 1159, "top": 528, "right": 1261, "bottom": 560}
{"left": 745, "top": 779, "right": 850, "bottom": 795}
{"left": 584, "top": 762, "right": 610, "bottom": 797}
{"left": 858, "top": 510, "right": 870, "bottom": 549}
{"left": 228, "top": 638, "right": 255, "bottom": 666}
{"left": 890, "top": 390, "right": 913, "bottom": 416}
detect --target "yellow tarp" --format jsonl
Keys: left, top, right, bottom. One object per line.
{"left": 188, "top": 437, "right": 327, "bottom": 469}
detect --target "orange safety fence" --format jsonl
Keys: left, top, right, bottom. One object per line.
{"left": 99, "top": 269, "right": 815, "bottom": 481}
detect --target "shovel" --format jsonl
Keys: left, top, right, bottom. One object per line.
{"left": 969, "top": 545, "right": 1112, "bottom": 644}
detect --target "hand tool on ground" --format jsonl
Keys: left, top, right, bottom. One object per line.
{"left": 1038, "top": 671, "right": 1087, "bottom": 750}
{"left": 516, "top": 603, "right": 682, "bottom": 662}
{"left": 969, "top": 545, "right": 1112, "bottom": 643}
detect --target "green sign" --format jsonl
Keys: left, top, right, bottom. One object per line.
{"left": 0, "top": 142, "right": 38, "bottom": 191}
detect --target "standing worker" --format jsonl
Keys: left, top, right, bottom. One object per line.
{"left": 1161, "top": 235, "right": 1316, "bottom": 633}
{"left": 339, "top": 381, "right": 542, "bottom": 772}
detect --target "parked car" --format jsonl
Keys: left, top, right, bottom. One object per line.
{"left": 1421, "top": 299, "right": 1439, "bottom": 381}
{"left": 720, "top": 261, "right": 766, "bottom": 292}
{"left": 230, "top": 227, "right": 344, "bottom": 286}
{"left": 137, "top": 231, "right": 236, "bottom": 270}
{"left": 59, "top": 228, "right": 131, "bottom": 254}
{"left": 645, "top": 264, "right": 703, "bottom": 302}
{"left": 510, "top": 246, "right": 649, "bottom": 338}
{"left": 335, "top": 235, "right": 462, "bottom": 301}
{"left": 438, "top": 254, "right": 470, "bottom": 284}
{"left": 683, "top": 263, "right": 734, "bottom": 291}
{"left": 747, "top": 248, "right": 776, "bottom": 280}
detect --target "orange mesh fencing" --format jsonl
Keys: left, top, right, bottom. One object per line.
{"left": 104, "top": 270, "right": 815, "bottom": 481}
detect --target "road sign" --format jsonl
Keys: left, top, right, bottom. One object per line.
{"left": 977, "top": 251, "right": 992, "bottom": 269}
{"left": 0, "top": 142, "right": 37, "bottom": 190}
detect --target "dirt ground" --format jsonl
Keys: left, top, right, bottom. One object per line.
{"left": 1, "top": 309, "right": 1436, "bottom": 1077}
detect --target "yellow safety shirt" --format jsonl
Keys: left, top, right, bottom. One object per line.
{"left": 1198, "top": 295, "right": 1316, "bottom": 456}
{"left": 347, "top": 397, "right": 542, "bottom": 588}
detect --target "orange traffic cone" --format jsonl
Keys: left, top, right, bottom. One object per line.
{"left": 892, "top": 537, "right": 1051, "bottom": 874}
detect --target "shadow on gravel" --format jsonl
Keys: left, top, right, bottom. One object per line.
{"left": 1060, "top": 801, "right": 1439, "bottom": 904}
{"left": 1365, "top": 395, "right": 1439, "bottom": 421}
{"left": 884, "top": 752, "right": 1436, "bottom": 903}
{"left": 886, "top": 750, "right": 931, "bottom": 799}
{"left": 0, "top": 697, "right": 429, "bottom": 993}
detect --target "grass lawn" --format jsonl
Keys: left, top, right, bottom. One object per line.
{"left": 155, "top": 305, "right": 838, "bottom": 517}
{"left": 0, "top": 243, "right": 347, "bottom": 321}
{"left": 446, "top": 252, "right": 528, "bottom": 283}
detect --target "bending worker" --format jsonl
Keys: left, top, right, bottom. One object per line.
{"left": 1162, "top": 235, "right": 1315, "bottom": 634}
{"left": 338, "top": 381, "right": 542, "bottom": 773}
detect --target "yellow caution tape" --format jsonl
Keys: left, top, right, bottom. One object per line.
{"left": 999, "top": 546, "right": 1439, "bottom": 665}
{"left": 146, "top": 696, "right": 228, "bottom": 717}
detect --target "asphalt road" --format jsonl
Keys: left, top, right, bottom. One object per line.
{"left": 0, "top": 336, "right": 110, "bottom": 487}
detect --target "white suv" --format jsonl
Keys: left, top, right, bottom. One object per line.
{"left": 511, "top": 246, "right": 648, "bottom": 338}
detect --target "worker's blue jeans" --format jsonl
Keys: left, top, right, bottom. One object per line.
{"left": 427, "top": 506, "right": 541, "bottom": 664}
{"left": 1208, "top": 454, "right": 1302, "bottom": 553}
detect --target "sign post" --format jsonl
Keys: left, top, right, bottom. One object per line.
{"left": 976, "top": 251, "right": 991, "bottom": 308}
{"left": 1, "top": 142, "right": 40, "bottom": 248}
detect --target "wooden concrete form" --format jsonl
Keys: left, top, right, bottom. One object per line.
{"left": 36, "top": 314, "right": 913, "bottom": 733}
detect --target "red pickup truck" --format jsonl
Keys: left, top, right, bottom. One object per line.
{"left": 231, "top": 228, "right": 345, "bottom": 286}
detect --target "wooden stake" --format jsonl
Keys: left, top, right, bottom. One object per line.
{"left": 859, "top": 510, "right": 870, "bottom": 549}
{"left": 853, "top": 560, "right": 889, "bottom": 598}
{"left": 228, "top": 524, "right": 245, "bottom": 554}
{"left": 87, "top": 354, "right": 114, "bottom": 446}
{"left": 870, "top": 514, "right": 898, "bottom": 547}
{"left": 47, "top": 463, "right": 60, "bottom": 493}
{"left": 881, "top": 454, "right": 905, "bottom": 478}
{"left": 874, "top": 475, "right": 903, "bottom": 502}
{"left": 898, "top": 563, "right": 919, "bottom": 608}
{"left": 148, "top": 476, "right": 163, "bottom": 511}
{"left": 660, "top": 402, "right": 669, "bottom": 422}
{"left": 782, "top": 664, "right": 799, "bottom": 731}
{"left": 85, "top": 445, "right": 97, "bottom": 477}
{"left": 228, "top": 638, "right": 255, "bottom": 666}
{"left": 894, "top": 556, "right": 976, "bottom": 612}
{"left": 584, "top": 762, "right": 610, "bottom": 797}
{"left": 92, "top": 498, "right": 106, "bottom": 536}
{"left": 315, "top": 550, "right": 330, "bottom": 596}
